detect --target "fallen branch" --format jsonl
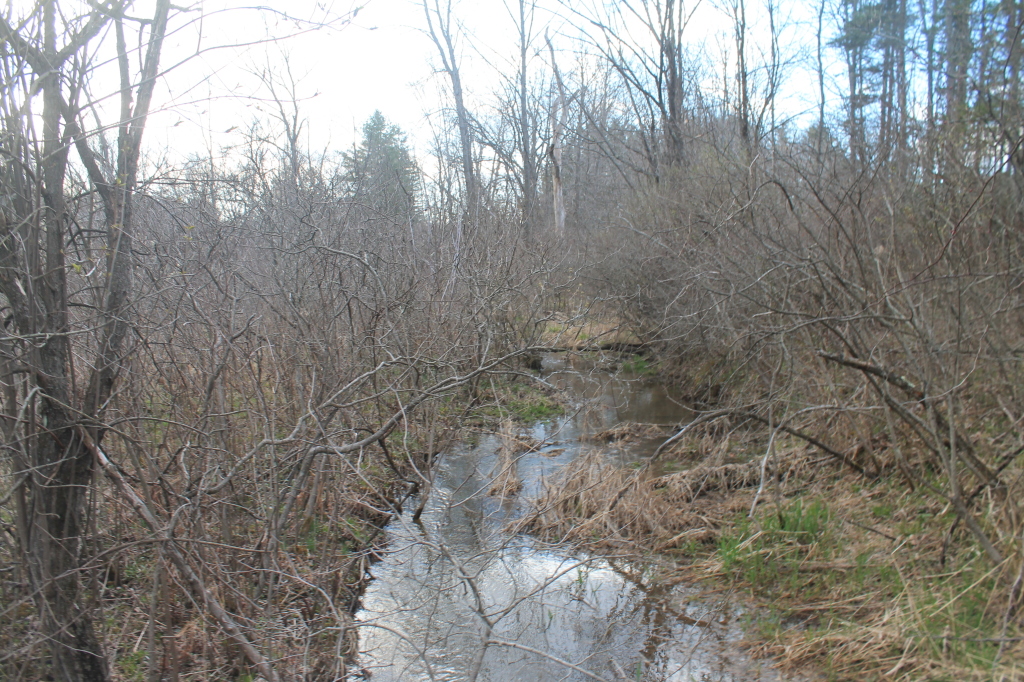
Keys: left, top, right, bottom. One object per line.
{"left": 654, "top": 408, "right": 866, "bottom": 476}
{"left": 817, "top": 350, "right": 997, "bottom": 486}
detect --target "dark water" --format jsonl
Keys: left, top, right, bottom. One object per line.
{"left": 355, "top": 355, "right": 786, "bottom": 681}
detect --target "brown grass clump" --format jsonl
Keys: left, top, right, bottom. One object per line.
{"left": 659, "top": 420, "right": 758, "bottom": 464}
{"left": 516, "top": 445, "right": 814, "bottom": 550}
{"left": 539, "top": 312, "right": 642, "bottom": 348}
{"left": 583, "top": 421, "right": 667, "bottom": 443}
{"left": 654, "top": 447, "right": 813, "bottom": 504}
{"left": 489, "top": 420, "right": 526, "bottom": 497}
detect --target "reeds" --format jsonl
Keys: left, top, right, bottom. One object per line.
{"left": 489, "top": 420, "right": 526, "bottom": 496}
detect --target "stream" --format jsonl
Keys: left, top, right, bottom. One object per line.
{"left": 355, "top": 354, "right": 784, "bottom": 681}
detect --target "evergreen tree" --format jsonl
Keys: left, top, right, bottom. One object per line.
{"left": 343, "top": 111, "right": 421, "bottom": 225}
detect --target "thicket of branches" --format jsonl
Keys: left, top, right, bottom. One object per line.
{"left": 1, "top": 0, "right": 1022, "bottom": 680}
{"left": 545, "top": 0, "right": 1024, "bottom": 627}
{"left": 0, "top": 2, "right": 561, "bottom": 680}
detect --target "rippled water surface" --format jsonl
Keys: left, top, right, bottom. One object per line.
{"left": 356, "top": 355, "right": 785, "bottom": 681}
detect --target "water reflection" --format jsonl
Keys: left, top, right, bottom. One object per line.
{"left": 356, "top": 354, "right": 782, "bottom": 681}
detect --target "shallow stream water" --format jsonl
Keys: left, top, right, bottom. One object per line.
{"left": 355, "top": 355, "right": 785, "bottom": 681}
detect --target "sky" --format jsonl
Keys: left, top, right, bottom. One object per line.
{"left": 144, "top": 0, "right": 583, "bottom": 162}
{"left": 144, "top": 0, "right": 438, "bottom": 162}
{"left": 88, "top": 0, "right": 834, "bottom": 172}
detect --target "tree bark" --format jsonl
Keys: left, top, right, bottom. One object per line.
{"left": 0, "top": 1, "right": 171, "bottom": 678}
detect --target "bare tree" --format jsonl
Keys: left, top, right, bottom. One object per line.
{"left": 423, "top": 0, "right": 478, "bottom": 212}
{"left": 0, "top": 2, "right": 170, "bottom": 678}
{"left": 547, "top": 36, "right": 570, "bottom": 234}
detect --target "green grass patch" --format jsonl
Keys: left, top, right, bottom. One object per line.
{"left": 116, "top": 650, "right": 147, "bottom": 682}
{"left": 718, "top": 498, "right": 838, "bottom": 598}
{"left": 501, "top": 382, "right": 565, "bottom": 422}
{"left": 709, "top": 483, "right": 1021, "bottom": 680}
{"left": 620, "top": 354, "right": 657, "bottom": 376}
{"left": 507, "top": 395, "right": 564, "bottom": 421}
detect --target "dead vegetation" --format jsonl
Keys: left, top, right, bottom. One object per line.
{"left": 516, "top": 440, "right": 817, "bottom": 551}
{"left": 583, "top": 421, "right": 667, "bottom": 443}
{"left": 519, "top": 410, "right": 1024, "bottom": 681}
{"left": 488, "top": 420, "right": 528, "bottom": 496}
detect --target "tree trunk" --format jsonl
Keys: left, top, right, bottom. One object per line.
{"left": 518, "top": 0, "right": 537, "bottom": 238}
{"left": 423, "top": 0, "right": 477, "bottom": 212}
{"left": 0, "top": 1, "right": 171, "bottom": 677}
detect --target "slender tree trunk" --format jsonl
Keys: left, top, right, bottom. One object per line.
{"left": 547, "top": 37, "right": 567, "bottom": 233}
{"left": 664, "top": 0, "right": 686, "bottom": 164}
{"left": 518, "top": 0, "right": 537, "bottom": 239}
{"left": 23, "top": 6, "right": 108, "bottom": 677}
{"left": 424, "top": 0, "right": 477, "bottom": 213}
{"left": 945, "top": 0, "right": 971, "bottom": 117}
{"left": 734, "top": 0, "right": 750, "bottom": 147}
{"left": 0, "top": 2, "right": 172, "bottom": 678}
{"left": 817, "top": 0, "right": 827, "bottom": 154}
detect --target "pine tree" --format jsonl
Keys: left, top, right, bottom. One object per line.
{"left": 343, "top": 111, "right": 421, "bottom": 226}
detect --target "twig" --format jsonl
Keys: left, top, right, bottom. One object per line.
{"left": 82, "top": 426, "right": 281, "bottom": 682}
{"left": 488, "top": 639, "right": 614, "bottom": 682}
{"left": 842, "top": 518, "right": 897, "bottom": 541}
{"left": 816, "top": 351, "right": 923, "bottom": 400}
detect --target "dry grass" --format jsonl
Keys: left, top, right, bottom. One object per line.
{"left": 583, "top": 421, "right": 667, "bottom": 443}
{"left": 489, "top": 420, "right": 526, "bottom": 496}
{"left": 539, "top": 312, "right": 642, "bottom": 348}
{"left": 516, "top": 444, "right": 815, "bottom": 551}
{"left": 723, "top": 488, "right": 1024, "bottom": 682}
{"left": 518, "top": 423, "right": 1024, "bottom": 681}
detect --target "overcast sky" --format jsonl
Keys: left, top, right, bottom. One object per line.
{"left": 134, "top": 0, "right": 828, "bottom": 172}
{"left": 143, "top": 0, "right": 432, "bottom": 161}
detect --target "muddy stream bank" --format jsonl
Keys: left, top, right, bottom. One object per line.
{"left": 354, "top": 354, "right": 785, "bottom": 681}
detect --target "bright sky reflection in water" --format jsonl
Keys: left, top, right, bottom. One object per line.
{"left": 356, "top": 357, "right": 784, "bottom": 681}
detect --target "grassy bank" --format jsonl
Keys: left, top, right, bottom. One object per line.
{"left": 519, "top": 406, "right": 1024, "bottom": 681}
{"left": 708, "top": 475, "right": 1023, "bottom": 681}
